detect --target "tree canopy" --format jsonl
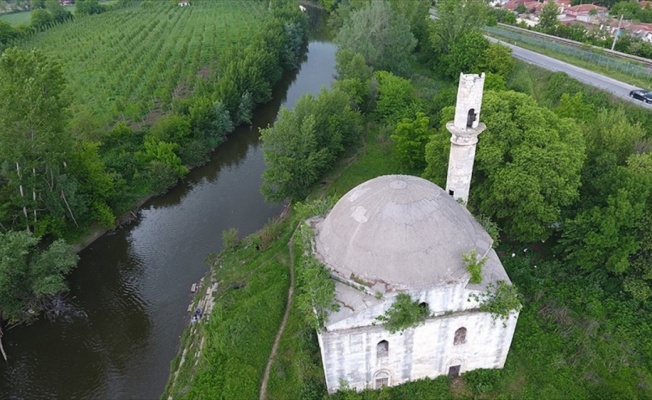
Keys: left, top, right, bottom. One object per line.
{"left": 0, "top": 230, "right": 78, "bottom": 323}
{"left": 261, "top": 88, "right": 362, "bottom": 202}
{"left": 424, "top": 90, "right": 586, "bottom": 242}
{"left": 335, "top": 0, "right": 416, "bottom": 76}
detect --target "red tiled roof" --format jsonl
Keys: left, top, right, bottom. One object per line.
{"left": 564, "top": 4, "right": 607, "bottom": 14}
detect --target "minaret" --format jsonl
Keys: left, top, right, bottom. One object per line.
{"left": 445, "top": 73, "right": 486, "bottom": 204}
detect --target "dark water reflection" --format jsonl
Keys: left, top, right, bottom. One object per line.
{"left": 0, "top": 37, "right": 337, "bottom": 399}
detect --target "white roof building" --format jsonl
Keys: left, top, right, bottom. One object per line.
{"left": 312, "top": 175, "right": 519, "bottom": 393}
{"left": 312, "top": 74, "right": 518, "bottom": 393}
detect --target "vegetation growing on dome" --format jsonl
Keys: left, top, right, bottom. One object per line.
{"left": 463, "top": 248, "right": 488, "bottom": 284}
{"left": 295, "top": 212, "right": 339, "bottom": 330}
{"left": 376, "top": 293, "right": 429, "bottom": 334}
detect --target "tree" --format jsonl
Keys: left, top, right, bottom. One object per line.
{"left": 429, "top": 0, "right": 488, "bottom": 56}
{"left": 561, "top": 153, "right": 652, "bottom": 302}
{"left": 0, "top": 230, "right": 78, "bottom": 323}
{"left": 0, "top": 48, "right": 82, "bottom": 234}
{"left": 261, "top": 88, "right": 362, "bottom": 202}
{"left": 373, "top": 71, "right": 420, "bottom": 126}
{"left": 515, "top": 3, "right": 527, "bottom": 14}
{"left": 388, "top": 0, "right": 431, "bottom": 49}
{"left": 0, "top": 20, "right": 17, "bottom": 47}
{"left": 579, "top": 108, "right": 646, "bottom": 206}
{"left": 479, "top": 42, "right": 515, "bottom": 80}
{"left": 424, "top": 91, "right": 586, "bottom": 242}
{"left": 261, "top": 113, "right": 329, "bottom": 202}
{"left": 31, "top": 8, "right": 53, "bottom": 30}
{"left": 335, "top": 0, "right": 417, "bottom": 76}
{"left": 45, "top": 0, "right": 72, "bottom": 24}
{"left": 333, "top": 49, "right": 373, "bottom": 109}
{"left": 391, "top": 111, "right": 432, "bottom": 170}
{"left": 442, "top": 30, "right": 489, "bottom": 79}
{"left": 75, "top": 0, "right": 106, "bottom": 16}
{"left": 539, "top": 0, "right": 559, "bottom": 32}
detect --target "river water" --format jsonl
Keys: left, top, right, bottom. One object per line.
{"left": 0, "top": 26, "right": 337, "bottom": 400}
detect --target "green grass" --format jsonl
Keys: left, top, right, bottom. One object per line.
{"left": 0, "top": 10, "right": 33, "bottom": 25}
{"left": 17, "top": 0, "right": 268, "bottom": 129}
{"left": 163, "top": 219, "right": 294, "bottom": 399}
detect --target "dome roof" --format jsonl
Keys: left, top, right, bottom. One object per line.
{"left": 313, "top": 175, "right": 493, "bottom": 289}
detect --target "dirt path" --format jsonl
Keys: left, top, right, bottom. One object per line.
{"left": 259, "top": 226, "right": 298, "bottom": 400}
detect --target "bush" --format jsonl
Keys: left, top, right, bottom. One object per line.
{"left": 222, "top": 228, "right": 240, "bottom": 250}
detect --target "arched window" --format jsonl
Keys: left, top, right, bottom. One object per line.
{"left": 377, "top": 340, "right": 388, "bottom": 358}
{"left": 454, "top": 327, "right": 467, "bottom": 345}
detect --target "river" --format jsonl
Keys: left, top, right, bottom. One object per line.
{"left": 0, "top": 18, "right": 337, "bottom": 400}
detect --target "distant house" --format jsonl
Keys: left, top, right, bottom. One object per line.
{"left": 504, "top": 0, "right": 543, "bottom": 14}
{"left": 627, "top": 22, "right": 652, "bottom": 42}
{"left": 563, "top": 4, "right": 607, "bottom": 20}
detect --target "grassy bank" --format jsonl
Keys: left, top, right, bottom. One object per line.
{"left": 162, "top": 217, "right": 294, "bottom": 399}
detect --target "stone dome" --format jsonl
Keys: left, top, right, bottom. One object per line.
{"left": 313, "top": 175, "right": 493, "bottom": 289}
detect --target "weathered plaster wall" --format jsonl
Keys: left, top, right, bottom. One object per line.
{"left": 319, "top": 310, "right": 519, "bottom": 393}
{"left": 327, "top": 283, "right": 485, "bottom": 331}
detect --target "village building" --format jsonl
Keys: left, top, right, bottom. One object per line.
{"left": 311, "top": 74, "right": 519, "bottom": 393}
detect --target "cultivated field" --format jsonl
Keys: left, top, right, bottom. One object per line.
{"left": 18, "top": 0, "right": 269, "bottom": 128}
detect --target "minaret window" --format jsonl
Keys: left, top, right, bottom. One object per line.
{"left": 466, "top": 108, "right": 476, "bottom": 128}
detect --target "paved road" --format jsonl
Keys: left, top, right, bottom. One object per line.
{"left": 488, "top": 37, "right": 652, "bottom": 109}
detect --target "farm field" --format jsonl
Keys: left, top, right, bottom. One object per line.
{"left": 0, "top": 9, "right": 34, "bottom": 25}
{"left": 17, "top": 0, "right": 269, "bottom": 129}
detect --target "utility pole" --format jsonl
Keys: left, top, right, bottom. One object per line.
{"left": 611, "top": 14, "right": 624, "bottom": 51}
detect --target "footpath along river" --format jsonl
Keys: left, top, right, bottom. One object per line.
{"left": 0, "top": 27, "right": 337, "bottom": 400}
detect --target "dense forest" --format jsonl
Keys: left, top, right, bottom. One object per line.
{"left": 165, "top": 0, "right": 652, "bottom": 399}
{"left": 0, "top": 0, "right": 308, "bottom": 324}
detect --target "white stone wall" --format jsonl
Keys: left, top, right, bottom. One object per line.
{"left": 452, "top": 73, "right": 485, "bottom": 130}
{"left": 327, "top": 283, "right": 486, "bottom": 331}
{"left": 319, "top": 310, "right": 519, "bottom": 393}
{"left": 445, "top": 73, "right": 486, "bottom": 204}
{"left": 445, "top": 134, "right": 480, "bottom": 204}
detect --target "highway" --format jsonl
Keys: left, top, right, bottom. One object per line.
{"left": 488, "top": 37, "right": 652, "bottom": 108}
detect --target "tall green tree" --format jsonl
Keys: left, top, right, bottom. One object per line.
{"left": 391, "top": 111, "right": 432, "bottom": 170}
{"left": 539, "top": 0, "right": 560, "bottom": 32}
{"left": 388, "top": 0, "right": 431, "bottom": 48}
{"left": 424, "top": 91, "right": 585, "bottom": 242}
{"left": 335, "top": 0, "right": 416, "bottom": 76}
{"left": 442, "top": 30, "right": 489, "bottom": 78}
{"left": 0, "top": 230, "right": 78, "bottom": 323}
{"left": 261, "top": 113, "right": 328, "bottom": 202}
{"left": 261, "top": 89, "right": 361, "bottom": 202}
{"left": 45, "top": 0, "right": 72, "bottom": 23}
{"left": 561, "top": 153, "right": 652, "bottom": 302}
{"left": 0, "top": 48, "right": 82, "bottom": 233}
{"left": 429, "top": 0, "right": 488, "bottom": 56}
{"left": 30, "top": 8, "right": 53, "bottom": 30}
{"left": 373, "top": 71, "right": 420, "bottom": 126}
